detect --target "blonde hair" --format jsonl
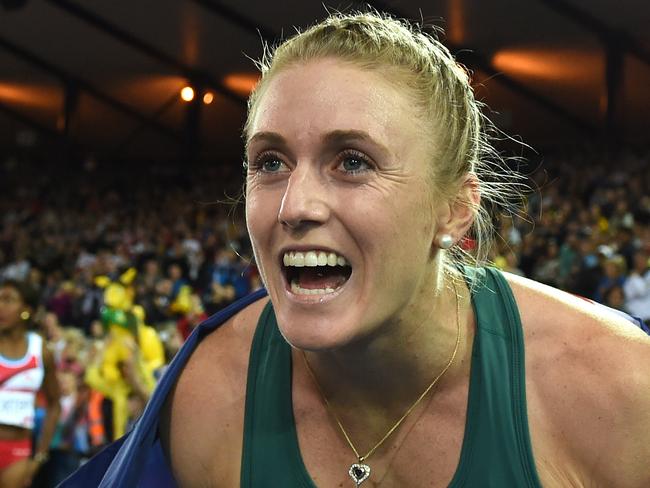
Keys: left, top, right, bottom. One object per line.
{"left": 244, "top": 10, "right": 527, "bottom": 270}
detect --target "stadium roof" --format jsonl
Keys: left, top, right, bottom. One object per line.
{"left": 0, "top": 0, "right": 648, "bottom": 163}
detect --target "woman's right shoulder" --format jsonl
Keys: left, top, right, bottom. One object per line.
{"left": 169, "top": 296, "right": 270, "bottom": 405}
{"left": 182, "top": 297, "right": 269, "bottom": 385}
{"left": 159, "top": 297, "right": 270, "bottom": 487}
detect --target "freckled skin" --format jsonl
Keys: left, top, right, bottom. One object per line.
{"left": 245, "top": 58, "right": 448, "bottom": 353}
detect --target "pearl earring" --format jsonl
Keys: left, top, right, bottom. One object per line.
{"left": 20, "top": 311, "right": 30, "bottom": 321}
{"left": 438, "top": 234, "right": 454, "bottom": 249}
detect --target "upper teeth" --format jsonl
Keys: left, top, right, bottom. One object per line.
{"left": 283, "top": 251, "right": 349, "bottom": 267}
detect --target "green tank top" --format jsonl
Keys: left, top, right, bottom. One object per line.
{"left": 241, "top": 267, "right": 544, "bottom": 487}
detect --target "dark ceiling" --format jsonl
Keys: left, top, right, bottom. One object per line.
{"left": 0, "top": 0, "right": 649, "bottom": 164}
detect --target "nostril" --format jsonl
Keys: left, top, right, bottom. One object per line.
{"left": 278, "top": 218, "right": 324, "bottom": 233}
{"left": 278, "top": 216, "right": 299, "bottom": 229}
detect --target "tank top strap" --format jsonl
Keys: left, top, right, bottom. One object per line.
{"left": 240, "top": 301, "right": 316, "bottom": 488}
{"left": 0, "top": 332, "right": 40, "bottom": 367}
{"left": 27, "top": 332, "right": 43, "bottom": 361}
{"left": 449, "top": 266, "right": 542, "bottom": 487}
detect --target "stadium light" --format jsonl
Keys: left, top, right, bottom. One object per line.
{"left": 180, "top": 86, "right": 195, "bottom": 102}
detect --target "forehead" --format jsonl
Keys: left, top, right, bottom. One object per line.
{"left": 249, "top": 59, "right": 426, "bottom": 152}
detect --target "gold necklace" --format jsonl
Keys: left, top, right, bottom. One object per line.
{"left": 301, "top": 280, "right": 462, "bottom": 487}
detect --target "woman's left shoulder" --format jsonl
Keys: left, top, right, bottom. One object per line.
{"left": 502, "top": 271, "right": 650, "bottom": 349}
{"left": 503, "top": 271, "right": 650, "bottom": 487}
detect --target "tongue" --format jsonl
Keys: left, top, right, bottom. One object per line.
{"left": 297, "top": 267, "right": 348, "bottom": 290}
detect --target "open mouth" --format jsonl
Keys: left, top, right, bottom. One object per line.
{"left": 282, "top": 250, "right": 352, "bottom": 296}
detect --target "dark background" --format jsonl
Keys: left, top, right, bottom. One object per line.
{"left": 1, "top": 0, "right": 649, "bottom": 169}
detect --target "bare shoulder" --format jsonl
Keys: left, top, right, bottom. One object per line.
{"left": 159, "top": 297, "right": 269, "bottom": 488}
{"left": 503, "top": 272, "right": 650, "bottom": 487}
{"left": 170, "top": 296, "right": 269, "bottom": 394}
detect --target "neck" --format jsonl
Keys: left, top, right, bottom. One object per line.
{"left": 0, "top": 324, "right": 28, "bottom": 343}
{"left": 301, "top": 269, "right": 471, "bottom": 420}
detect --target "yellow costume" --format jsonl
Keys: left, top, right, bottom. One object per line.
{"left": 85, "top": 269, "right": 164, "bottom": 440}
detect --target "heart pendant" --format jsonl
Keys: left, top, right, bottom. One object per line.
{"left": 348, "top": 463, "right": 371, "bottom": 485}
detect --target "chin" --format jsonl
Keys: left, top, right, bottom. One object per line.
{"left": 274, "top": 308, "right": 363, "bottom": 352}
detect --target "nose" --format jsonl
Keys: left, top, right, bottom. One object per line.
{"left": 278, "top": 165, "right": 330, "bottom": 230}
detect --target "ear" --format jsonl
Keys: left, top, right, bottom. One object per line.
{"left": 435, "top": 174, "right": 480, "bottom": 248}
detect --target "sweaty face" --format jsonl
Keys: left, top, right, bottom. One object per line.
{"left": 245, "top": 59, "right": 446, "bottom": 351}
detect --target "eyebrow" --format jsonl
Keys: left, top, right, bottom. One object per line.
{"left": 322, "top": 130, "right": 389, "bottom": 156}
{"left": 246, "top": 129, "right": 390, "bottom": 157}
{"left": 246, "top": 131, "right": 286, "bottom": 151}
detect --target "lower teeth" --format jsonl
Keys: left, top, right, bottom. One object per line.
{"left": 291, "top": 280, "right": 336, "bottom": 295}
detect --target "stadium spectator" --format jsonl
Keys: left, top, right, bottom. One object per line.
{"left": 623, "top": 251, "right": 650, "bottom": 322}
{"left": 595, "top": 254, "right": 627, "bottom": 303}
{"left": 0, "top": 280, "right": 61, "bottom": 488}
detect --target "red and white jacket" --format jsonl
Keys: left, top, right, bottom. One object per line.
{"left": 0, "top": 332, "right": 45, "bottom": 429}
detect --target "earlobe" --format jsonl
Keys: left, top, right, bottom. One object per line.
{"left": 436, "top": 174, "right": 480, "bottom": 249}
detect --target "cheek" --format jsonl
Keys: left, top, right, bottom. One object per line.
{"left": 245, "top": 190, "right": 281, "bottom": 279}
{"left": 350, "top": 188, "right": 434, "bottom": 267}
{"left": 245, "top": 190, "right": 275, "bottom": 239}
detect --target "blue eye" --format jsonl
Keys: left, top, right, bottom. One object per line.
{"left": 262, "top": 158, "right": 284, "bottom": 172}
{"left": 340, "top": 152, "right": 371, "bottom": 174}
{"left": 250, "top": 152, "right": 287, "bottom": 174}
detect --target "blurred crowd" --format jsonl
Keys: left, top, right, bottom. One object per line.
{"left": 0, "top": 157, "right": 261, "bottom": 485}
{"left": 491, "top": 146, "right": 650, "bottom": 322}
{"left": 0, "top": 145, "right": 649, "bottom": 485}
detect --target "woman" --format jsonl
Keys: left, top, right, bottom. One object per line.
{"left": 0, "top": 280, "right": 60, "bottom": 488}
{"left": 62, "top": 11, "right": 650, "bottom": 488}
